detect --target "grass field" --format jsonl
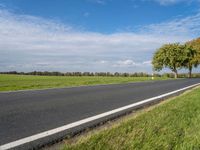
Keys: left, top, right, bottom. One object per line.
{"left": 63, "top": 87, "right": 200, "bottom": 150}
{"left": 0, "top": 74, "right": 168, "bottom": 91}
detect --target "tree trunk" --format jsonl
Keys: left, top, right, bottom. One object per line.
{"left": 174, "top": 70, "right": 178, "bottom": 79}
{"left": 188, "top": 66, "right": 192, "bottom": 78}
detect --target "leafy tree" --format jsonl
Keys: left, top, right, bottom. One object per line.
{"left": 187, "top": 37, "right": 200, "bottom": 51}
{"left": 182, "top": 44, "right": 198, "bottom": 78}
{"left": 152, "top": 43, "right": 185, "bottom": 78}
{"left": 185, "top": 37, "right": 200, "bottom": 77}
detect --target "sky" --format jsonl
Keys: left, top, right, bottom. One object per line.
{"left": 0, "top": 0, "right": 200, "bottom": 73}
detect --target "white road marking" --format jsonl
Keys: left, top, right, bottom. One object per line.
{"left": 0, "top": 82, "right": 200, "bottom": 150}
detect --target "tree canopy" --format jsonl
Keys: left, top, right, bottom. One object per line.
{"left": 182, "top": 44, "right": 198, "bottom": 77}
{"left": 152, "top": 43, "right": 185, "bottom": 78}
{"left": 152, "top": 38, "right": 200, "bottom": 78}
{"left": 186, "top": 38, "right": 200, "bottom": 66}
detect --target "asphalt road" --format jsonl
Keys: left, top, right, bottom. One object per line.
{"left": 0, "top": 78, "right": 200, "bottom": 149}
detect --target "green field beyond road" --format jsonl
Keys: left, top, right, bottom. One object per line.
{"left": 63, "top": 87, "right": 200, "bottom": 150}
{"left": 0, "top": 74, "right": 167, "bottom": 92}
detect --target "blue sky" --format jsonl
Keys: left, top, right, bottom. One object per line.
{"left": 0, "top": 0, "right": 200, "bottom": 73}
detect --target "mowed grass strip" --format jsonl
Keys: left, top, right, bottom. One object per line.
{"left": 63, "top": 87, "right": 200, "bottom": 150}
{"left": 0, "top": 74, "right": 167, "bottom": 91}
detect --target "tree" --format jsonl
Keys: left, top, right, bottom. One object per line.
{"left": 152, "top": 43, "right": 185, "bottom": 78}
{"left": 182, "top": 44, "right": 198, "bottom": 78}
{"left": 185, "top": 37, "right": 200, "bottom": 77}
{"left": 187, "top": 37, "right": 200, "bottom": 51}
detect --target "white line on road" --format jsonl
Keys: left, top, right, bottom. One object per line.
{"left": 0, "top": 82, "right": 200, "bottom": 150}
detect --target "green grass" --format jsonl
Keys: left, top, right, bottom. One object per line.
{"left": 63, "top": 87, "right": 200, "bottom": 150}
{"left": 0, "top": 74, "right": 167, "bottom": 92}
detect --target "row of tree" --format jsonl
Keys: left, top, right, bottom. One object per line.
{"left": 0, "top": 71, "right": 153, "bottom": 77}
{"left": 2, "top": 71, "right": 200, "bottom": 78}
{"left": 152, "top": 38, "right": 200, "bottom": 78}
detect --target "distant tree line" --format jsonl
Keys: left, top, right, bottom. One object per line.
{"left": 1, "top": 71, "right": 200, "bottom": 78}
{"left": 152, "top": 37, "right": 200, "bottom": 78}
{"left": 0, "top": 71, "right": 155, "bottom": 77}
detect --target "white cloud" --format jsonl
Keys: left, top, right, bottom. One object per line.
{"left": 98, "top": 60, "right": 108, "bottom": 64}
{"left": 154, "top": 0, "right": 187, "bottom": 5}
{"left": 0, "top": 9, "right": 199, "bottom": 72}
{"left": 113, "top": 59, "right": 152, "bottom": 67}
{"left": 87, "top": 0, "right": 107, "bottom": 5}
{"left": 141, "top": 13, "right": 200, "bottom": 37}
{"left": 143, "top": 60, "right": 152, "bottom": 66}
{"left": 114, "top": 60, "right": 140, "bottom": 67}
{"left": 149, "top": 0, "right": 199, "bottom": 5}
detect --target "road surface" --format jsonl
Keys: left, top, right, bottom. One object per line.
{"left": 0, "top": 78, "right": 200, "bottom": 149}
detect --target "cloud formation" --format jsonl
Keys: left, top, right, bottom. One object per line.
{"left": 142, "top": 12, "right": 200, "bottom": 37}
{"left": 113, "top": 59, "right": 152, "bottom": 67}
{"left": 150, "top": 0, "right": 199, "bottom": 5}
{"left": 0, "top": 8, "right": 199, "bottom": 72}
{"left": 87, "top": 0, "right": 107, "bottom": 5}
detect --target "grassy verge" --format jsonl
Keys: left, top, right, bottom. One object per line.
{"left": 62, "top": 87, "right": 200, "bottom": 150}
{"left": 0, "top": 74, "right": 168, "bottom": 91}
